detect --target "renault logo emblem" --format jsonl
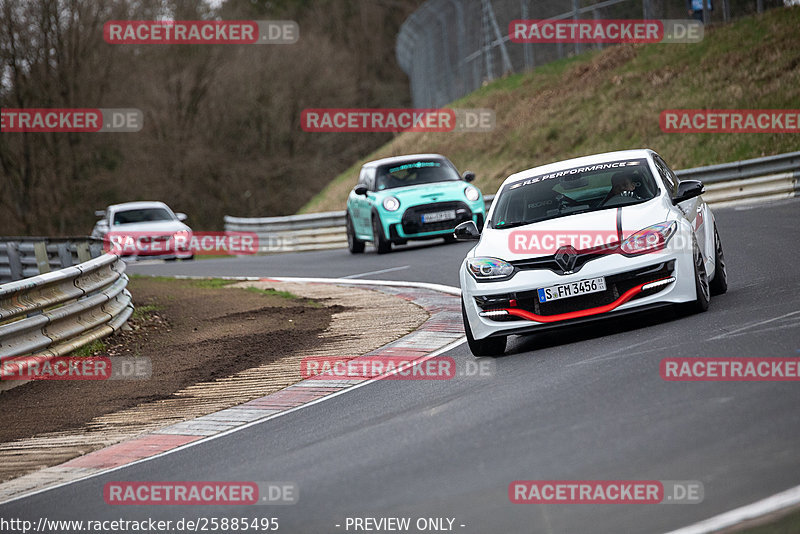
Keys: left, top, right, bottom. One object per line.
{"left": 554, "top": 245, "right": 578, "bottom": 273}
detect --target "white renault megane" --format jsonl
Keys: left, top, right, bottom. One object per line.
{"left": 456, "top": 149, "right": 727, "bottom": 356}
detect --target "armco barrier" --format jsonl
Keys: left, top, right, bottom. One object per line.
{"left": 0, "top": 252, "right": 133, "bottom": 390}
{"left": 226, "top": 151, "right": 800, "bottom": 253}
{"left": 0, "top": 237, "right": 105, "bottom": 284}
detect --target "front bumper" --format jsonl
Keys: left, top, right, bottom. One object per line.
{"left": 461, "top": 247, "right": 697, "bottom": 340}
{"left": 381, "top": 200, "right": 486, "bottom": 241}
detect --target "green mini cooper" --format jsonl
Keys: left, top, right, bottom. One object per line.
{"left": 346, "top": 154, "right": 486, "bottom": 254}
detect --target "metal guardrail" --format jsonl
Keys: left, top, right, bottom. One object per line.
{"left": 225, "top": 212, "right": 348, "bottom": 253}
{"left": 0, "top": 237, "right": 105, "bottom": 284}
{"left": 0, "top": 251, "right": 133, "bottom": 389}
{"left": 225, "top": 151, "right": 800, "bottom": 253}
{"left": 675, "top": 150, "right": 800, "bottom": 183}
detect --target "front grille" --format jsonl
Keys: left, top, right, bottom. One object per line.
{"left": 510, "top": 242, "right": 619, "bottom": 276}
{"left": 476, "top": 261, "right": 675, "bottom": 319}
{"left": 401, "top": 201, "right": 472, "bottom": 235}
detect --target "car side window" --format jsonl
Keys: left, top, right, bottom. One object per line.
{"left": 653, "top": 155, "right": 678, "bottom": 196}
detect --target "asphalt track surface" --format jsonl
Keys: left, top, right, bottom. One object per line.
{"left": 3, "top": 199, "right": 799, "bottom": 534}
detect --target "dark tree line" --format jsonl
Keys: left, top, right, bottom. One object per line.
{"left": 0, "top": 0, "right": 422, "bottom": 235}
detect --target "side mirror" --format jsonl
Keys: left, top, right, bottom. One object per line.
{"left": 462, "top": 171, "right": 476, "bottom": 182}
{"left": 95, "top": 210, "right": 106, "bottom": 218}
{"left": 354, "top": 184, "right": 369, "bottom": 196}
{"left": 672, "top": 180, "right": 704, "bottom": 205}
{"left": 176, "top": 212, "right": 188, "bottom": 222}
{"left": 454, "top": 220, "right": 481, "bottom": 241}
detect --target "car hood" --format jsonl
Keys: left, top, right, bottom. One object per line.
{"left": 475, "top": 198, "right": 671, "bottom": 260}
{"left": 373, "top": 181, "right": 475, "bottom": 203}
{"left": 106, "top": 220, "right": 191, "bottom": 235}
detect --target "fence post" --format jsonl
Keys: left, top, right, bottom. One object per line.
{"left": 520, "top": 0, "right": 533, "bottom": 70}
{"left": 593, "top": 7, "right": 604, "bottom": 51}
{"left": 6, "top": 242, "right": 23, "bottom": 282}
{"left": 448, "top": 0, "right": 468, "bottom": 95}
{"left": 573, "top": 0, "right": 581, "bottom": 56}
{"left": 57, "top": 242, "right": 73, "bottom": 268}
{"left": 481, "top": 0, "right": 495, "bottom": 81}
{"left": 33, "top": 242, "right": 50, "bottom": 275}
{"left": 76, "top": 242, "right": 92, "bottom": 263}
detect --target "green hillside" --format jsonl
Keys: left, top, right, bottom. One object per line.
{"left": 301, "top": 6, "right": 800, "bottom": 213}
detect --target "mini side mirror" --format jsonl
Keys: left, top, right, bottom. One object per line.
{"left": 462, "top": 171, "right": 476, "bottom": 182}
{"left": 176, "top": 212, "right": 188, "bottom": 222}
{"left": 354, "top": 184, "right": 369, "bottom": 196}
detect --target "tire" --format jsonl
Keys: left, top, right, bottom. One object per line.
{"left": 462, "top": 299, "right": 507, "bottom": 357}
{"left": 686, "top": 240, "right": 710, "bottom": 314}
{"left": 371, "top": 214, "right": 391, "bottom": 254}
{"left": 346, "top": 214, "right": 365, "bottom": 254}
{"left": 709, "top": 225, "right": 727, "bottom": 295}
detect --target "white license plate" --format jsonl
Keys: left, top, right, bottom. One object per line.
{"left": 422, "top": 210, "right": 456, "bottom": 223}
{"left": 537, "top": 277, "right": 606, "bottom": 303}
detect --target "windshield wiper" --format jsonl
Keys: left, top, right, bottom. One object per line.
{"left": 493, "top": 221, "right": 535, "bottom": 230}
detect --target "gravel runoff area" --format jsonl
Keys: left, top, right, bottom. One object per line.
{"left": 0, "top": 277, "right": 428, "bottom": 483}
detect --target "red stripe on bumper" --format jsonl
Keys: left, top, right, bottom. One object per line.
{"left": 490, "top": 277, "right": 672, "bottom": 324}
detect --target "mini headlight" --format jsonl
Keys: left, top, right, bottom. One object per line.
{"left": 467, "top": 257, "right": 515, "bottom": 281}
{"left": 465, "top": 186, "right": 480, "bottom": 202}
{"left": 383, "top": 197, "right": 400, "bottom": 211}
{"left": 620, "top": 221, "right": 677, "bottom": 256}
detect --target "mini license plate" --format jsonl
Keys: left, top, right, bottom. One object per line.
{"left": 421, "top": 210, "right": 457, "bottom": 223}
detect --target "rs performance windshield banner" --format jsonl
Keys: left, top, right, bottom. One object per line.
{"left": 506, "top": 159, "right": 647, "bottom": 190}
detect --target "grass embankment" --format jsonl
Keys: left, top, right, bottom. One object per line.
{"left": 301, "top": 7, "right": 800, "bottom": 213}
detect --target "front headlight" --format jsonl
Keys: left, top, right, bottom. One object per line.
{"left": 464, "top": 186, "right": 480, "bottom": 202}
{"left": 620, "top": 221, "right": 677, "bottom": 256}
{"left": 466, "top": 257, "right": 515, "bottom": 281}
{"left": 382, "top": 196, "right": 400, "bottom": 211}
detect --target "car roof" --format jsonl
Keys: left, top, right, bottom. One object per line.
{"left": 107, "top": 201, "right": 172, "bottom": 212}
{"left": 362, "top": 153, "right": 450, "bottom": 168}
{"left": 501, "top": 149, "right": 655, "bottom": 186}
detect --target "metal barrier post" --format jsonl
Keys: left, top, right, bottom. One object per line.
{"left": 33, "top": 242, "right": 50, "bottom": 275}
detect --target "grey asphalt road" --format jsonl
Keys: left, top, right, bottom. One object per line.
{"left": 2, "top": 199, "right": 799, "bottom": 534}
{"left": 126, "top": 236, "right": 475, "bottom": 286}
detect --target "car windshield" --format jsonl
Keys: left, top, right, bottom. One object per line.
{"left": 491, "top": 158, "right": 659, "bottom": 229}
{"left": 113, "top": 208, "right": 174, "bottom": 225}
{"left": 375, "top": 160, "right": 460, "bottom": 190}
